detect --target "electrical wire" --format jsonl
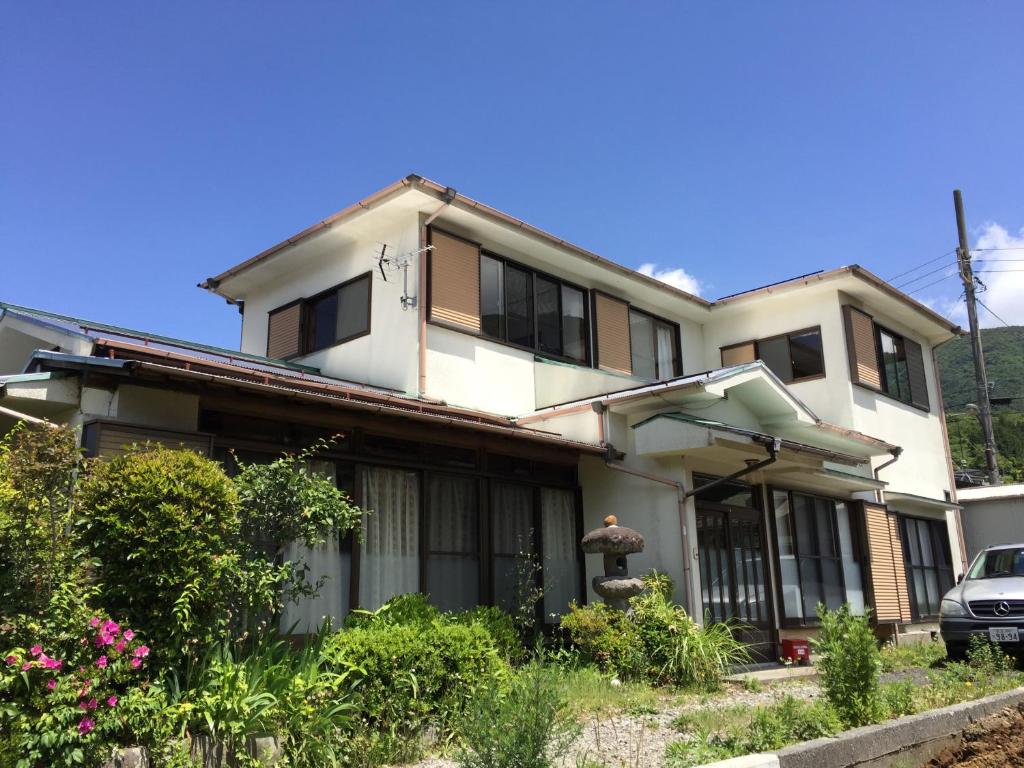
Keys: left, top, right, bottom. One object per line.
{"left": 886, "top": 249, "right": 958, "bottom": 282}
{"left": 893, "top": 260, "right": 959, "bottom": 290}
{"left": 905, "top": 273, "right": 961, "bottom": 295}
{"left": 975, "top": 297, "right": 1012, "bottom": 328}
{"left": 974, "top": 247, "right": 1024, "bottom": 252}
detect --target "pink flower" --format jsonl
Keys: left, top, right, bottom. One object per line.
{"left": 43, "top": 658, "right": 62, "bottom": 670}
{"left": 95, "top": 631, "right": 114, "bottom": 647}
{"left": 95, "top": 656, "right": 108, "bottom": 669}
{"left": 130, "top": 658, "right": 141, "bottom": 669}
{"left": 101, "top": 620, "right": 120, "bottom": 636}
{"left": 4, "top": 655, "right": 15, "bottom": 666}
{"left": 115, "top": 639, "right": 127, "bottom": 653}
{"left": 82, "top": 697, "right": 97, "bottom": 710}
{"left": 133, "top": 645, "right": 150, "bottom": 658}
{"left": 78, "top": 717, "right": 95, "bottom": 736}
{"left": 106, "top": 696, "right": 118, "bottom": 707}
{"left": 30, "top": 645, "right": 42, "bottom": 656}
{"left": 123, "top": 629, "right": 134, "bottom": 641}
{"left": 89, "top": 617, "right": 100, "bottom": 628}
{"left": 21, "top": 662, "right": 31, "bottom": 671}
{"left": 46, "top": 679, "right": 57, "bottom": 691}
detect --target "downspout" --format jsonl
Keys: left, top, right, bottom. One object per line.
{"left": 417, "top": 188, "right": 457, "bottom": 398}
{"left": 872, "top": 447, "right": 903, "bottom": 505}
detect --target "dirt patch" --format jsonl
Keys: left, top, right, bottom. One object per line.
{"left": 924, "top": 704, "right": 1024, "bottom": 768}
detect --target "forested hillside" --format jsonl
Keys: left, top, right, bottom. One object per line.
{"left": 938, "top": 326, "right": 1024, "bottom": 483}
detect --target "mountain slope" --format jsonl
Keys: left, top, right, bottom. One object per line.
{"left": 936, "top": 326, "right": 1024, "bottom": 409}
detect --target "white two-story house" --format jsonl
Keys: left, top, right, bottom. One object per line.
{"left": 0, "top": 174, "right": 965, "bottom": 654}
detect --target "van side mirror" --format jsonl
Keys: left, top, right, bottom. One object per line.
{"left": 957, "top": 573, "right": 965, "bottom": 584}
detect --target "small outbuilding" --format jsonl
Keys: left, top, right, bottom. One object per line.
{"left": 958, "top": 484, "right": 1024, "bottom": 561}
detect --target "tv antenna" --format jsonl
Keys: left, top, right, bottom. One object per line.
{"left": 373, "top": 243, "right": 432, "bottom": 310}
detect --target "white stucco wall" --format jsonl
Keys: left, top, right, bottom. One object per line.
{"left": 960, "top": 496, "right": 1024, "bottom": 560}
{"left": 237, "top": 213, "right": 422, "bottom": 395}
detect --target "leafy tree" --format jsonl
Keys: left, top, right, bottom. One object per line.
{"left": 0, "top": 421, "right": 81, "bottom": 616}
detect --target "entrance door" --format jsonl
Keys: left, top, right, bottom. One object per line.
{"left": 695, "top": 481, "right": 773, "bottom": 660}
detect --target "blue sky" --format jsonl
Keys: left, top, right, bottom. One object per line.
{"left": 3, "top": 2, "right": 1023, "bottom": 348}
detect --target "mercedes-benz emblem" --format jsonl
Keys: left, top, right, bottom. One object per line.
{"left": 994, "top": 601, "right": 1011, "bottom": 617}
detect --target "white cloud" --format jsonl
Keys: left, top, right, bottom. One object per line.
{"left": 637, "top": 263, "right": 703, "bottom": 296}
{"left": 971, "top": 222, "right": 1024, "bottom": 327}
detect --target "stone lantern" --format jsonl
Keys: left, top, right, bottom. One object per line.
{"left": 581, "top": 515, "right": 645, "bottom": 611}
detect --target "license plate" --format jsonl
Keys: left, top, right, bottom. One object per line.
{"left": 989, "top": 627, "right": 1020, "bottom": 643}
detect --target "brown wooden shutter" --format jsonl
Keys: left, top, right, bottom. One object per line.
{"left": 721, "top": 341, "right": 756, "bottom": 368}
{"left": 842, "top": 305, "right": 882, "bottom": 390}
{"left": 593, "top": 293, "right": 632, "bottom": 375}
{"left": 267, "top": 302, "right": 303, "bottom": 359}
{"left": 904, "top": 338, "right": 931, "bottom": 410}
{"left": 863, "top": 502, "right": 912, "bottom": 623}
{"left": 86, "top": 422, "right": 212, "bottom": 458}
{"left": 429, "top": 229, "right": 481, "bottom": 332}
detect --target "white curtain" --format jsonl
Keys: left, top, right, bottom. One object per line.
{"left": 359, "top": 467, "right": 420, "bottom": 611}
{"left": 656, "top": 324, "right": 675, "bottom": 379}
{"left": 835, "top": 502, "right": 865, "bottom": 614}
{"left": 280, "top": 460, "right": 349, "bottom": 634}
{"left": 492, "top": 483, "right": 534, "bottom": 614}
{"left": 541, "top": 488, "right": 579, "bottom": 621}
{"left": 426, "top": 475, "right": 479, "bottom": 612}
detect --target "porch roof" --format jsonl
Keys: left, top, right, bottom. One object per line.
{"left": 885, "top": 491, "right": 962, "bottom": 512}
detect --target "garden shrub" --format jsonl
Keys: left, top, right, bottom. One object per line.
{"left": 560, "top": 602, "right": 645, "bottom": 677}
{"left": 75, "top": 447, "right": 246, "bottom": 665}
{"left": 455, "top": 660, "right": 580, "bottom": 768}
{"left": 344, "top": 592, "right": 441, "bottom": 629}
{"left": 630, "top": 579, "right": 750, "bottom": 689}
{"left": 812, "top": 603, "right": 884, "bottom": 727}
{"left": 563, "top": 573, "right": 749, "bottom": 689}
{"left": 0, "top": 612, "right": 161, "bottom": 768}
{"left": 324, "top": 619, "right": 507, "bottom": 756}
{"left": 0, "top": 422, "right": 81, "bottom": 616}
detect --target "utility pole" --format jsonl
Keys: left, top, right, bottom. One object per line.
{"left": 953, "top": 189, "right": 1001, "bottom": 485}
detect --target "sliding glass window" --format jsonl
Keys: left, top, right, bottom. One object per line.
{"left": 901, "top": 516, "right": 954, "bottom": 618}
{"left": 477, "top": 253, "right": 588, "bottom": 363}
{"left": 629, "top": 309, "right": 680, "bottom": 380}
{"left": 772, "top": 489, "right": 864, "bottom": 623}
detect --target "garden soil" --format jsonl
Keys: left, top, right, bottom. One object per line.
{"left": 923, "top": 704, "right": 1024, "bottom": 768}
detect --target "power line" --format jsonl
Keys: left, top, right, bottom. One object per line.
{"left": 976, "top": 268, "right": 1024, "bottom": 274}
{"left": 905, "top": 272, "right": 961, "bottom": 295}
{"left": 893, "top": 259, "right": 959, "bottom": 290}
{"left": 974, "top": 246, "right": 1024, "bottom": 252}
{"left": 975, "top": 297, "right": 1012, "bottom": 328}
{"left": 886, "top": 249, "right": 958, "bottom": 282}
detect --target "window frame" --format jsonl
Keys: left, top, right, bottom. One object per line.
{"left": 476, "top": 247, "right": 593, "bottom": 366}
{"left": 303, "top": 271, "right": 373, "bottom": 354}
{"left": 768, "top": 487, "right": 866, "bottom": 628}
{"left": 874, "top": 324, "right": 913, "bottom": 405}
{"left": 899, "top": 514, "right": 954, "bottom": 620}
{"left": 722, "top": 326, "right": 826, "bottom": 383}
{"left": 627, "top": 305, "right": 683, "bottom": 380}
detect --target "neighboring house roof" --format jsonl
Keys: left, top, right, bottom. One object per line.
{"left": 198, "top": 175, "right": 962, "bottom": 339}
{"left": 957, "top": 484, "right": 1024, "bottom": 502}
{"left": 0, "top": 304, "right": 605, "bottom": 455}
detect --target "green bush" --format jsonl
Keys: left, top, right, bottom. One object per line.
{"left": 344, "top": 592, "right": 441, "bottom": 629}
{"left": 563, "top": 574, "right": 749, "bottom": 690}
{"left": 880, "top": 680, "right": 916, "bottom": 718}
{"left": 560, "top": 601, "right": 645, "bottom": 677}
{"left": 76, "top": 447, "right": 246, "bottom": 665}
{"left": 455, "top": 660, "right": 580, "bottom": 768}
{"left": 323, "top": 619, "right": 507, "bottom": 757}
{"left": 812, "top": 604, "right": 884, "bottom": 728}
{"left": 453, "top": 606, "right": 524, "bottom": 665}
{"left": 0, "top": 422, "right": 81, "bottom": 616}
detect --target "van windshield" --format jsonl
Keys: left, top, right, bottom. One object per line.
{"left": 968, "top": 547, "right": 1024, "bottom": 580}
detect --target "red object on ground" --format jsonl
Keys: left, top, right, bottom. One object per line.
{"left": 781, "top": 638, "right": 810, "bottom": 665}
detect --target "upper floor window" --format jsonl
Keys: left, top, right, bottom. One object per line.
{"left": 629, "top": 309, "right": 680, "bottom": 380}
{"left": 877, "top": 327, "right": 912, "bottom": 404}
{"left": 266, "top": 272, "right": 371, "bottom": 359}
{"left": 719, "top": 327, "right": 824, "bottom": 383}
{"left": 479, "top": 253, "right": 588, "bottom": 364}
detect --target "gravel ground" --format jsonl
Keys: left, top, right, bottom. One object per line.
{"left": 403, "top": 677, "right": 823, "bottom": 768}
